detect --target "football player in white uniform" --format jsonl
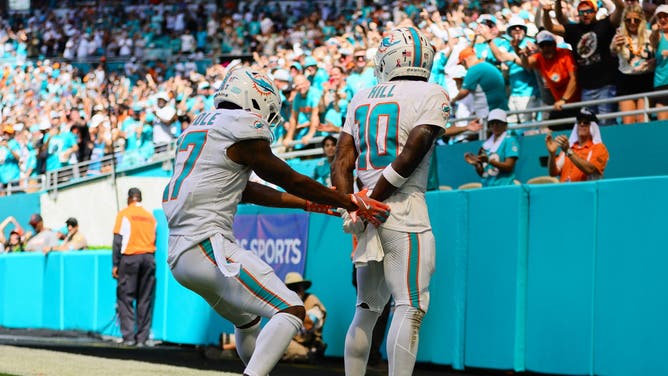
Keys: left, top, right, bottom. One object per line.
{"left": 332, "top": 27, "right": 451, "bottom": 376}
{"left": 162, "top": 67, "right": 390, "bottom": 376}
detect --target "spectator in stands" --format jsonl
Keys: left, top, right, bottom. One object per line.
{"left": 313, "top": 135, "right": 337, "bottom": 187}
{"left": 485, "top": 16, "right": 541, "bottom": 123}
{"left": 152, "top": 92, "right": 177, "bottom": 148}
{"left": 282, "top": 272, "right": 327, "bottom": 363}
{"left": 544, "top": 0, "right": 625, "bottom": 124}
{"left": 451, "top": 47, "right": 509, "bottom": 119}
{"left": 47, "top": 217, "right": 87, "bottom": 252}
{"left": 516, "top": 30, "right": 581, "bottom": 127}
{"left": 344, "top": 49, "right": 376, "bottom": 98}
{"left": 546, "top": 108, "right": 610, "bottom": 182}
{"left": 0, "top": 125, "right": 21, "bottom": 191}
{"left": 283, "top": 74, "right": 322, "bottom": 149}
{"left": 611, "top": 4, "right": 655, "bottom": 124}
{"left": 0, "top": 216, "right": 25, "bottom": 253}
{"left": 272, "top": 69, "right": 294, "bottom": 144}
{"left": 317, "top": 65, "right": 349, "bottom": 134}
{"left": 112, "top": 187, "right": 157, "bottom": 347}
{"left": 464, "top": 109, "right": 520, "bottom": 187}
{"left": 304, "top": 56, "right": 329, "bottom": 90}
{"left": 651, "top": 5, "right": 668, "bottom": 120}
{"left": 45, "top": 111, "right": 78, "bottom": 173}
{"left": 24, "top": 213, "right": 59, "bottom": 252}
{"left": 474, "top": 14, "right": 510, "bottom": 68}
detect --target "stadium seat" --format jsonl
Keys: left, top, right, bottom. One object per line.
{"left": 526, "top": 176, "right": 559, "bottom": 185}
{"left": 457, "top": 182, "right": 483, "bottom": 190}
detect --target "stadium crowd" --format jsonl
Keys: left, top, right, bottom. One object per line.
{"left": 0, "top": 0, "right": 666, "bottom": 193}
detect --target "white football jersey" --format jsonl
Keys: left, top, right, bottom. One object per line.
{"left": 342, "top": 80, "right": 450, "bottom": 232}
{"left": 162, "top": 109, "right": 272, "bottom": 249}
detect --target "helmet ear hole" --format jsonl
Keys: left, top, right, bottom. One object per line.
{"left": 251, "top": 99, "right": 261, "bottom": 112}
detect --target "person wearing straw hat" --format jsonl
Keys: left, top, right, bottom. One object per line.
{"left": 282, "top": 272, "right": 327, "bottom": 363}
{"left": 546, "top": 108, "right": 610, "bottom": 182}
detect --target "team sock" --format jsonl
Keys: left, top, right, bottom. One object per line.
{"left": 234, "top": 319, "right": 261, "bottom": 366}
{"left": 344, "top": 306, "right": 381, "bottom": 376}
{"left": 387, "top": 305, "right": 424, "bottom": 376}
{"left": 243, "top": 312, "right": 302, "bottom": 376}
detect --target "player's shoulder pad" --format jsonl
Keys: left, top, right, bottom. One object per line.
{"left": 422, "top": 83, "right": 452, "bottom": 121}
{"left": 216, "top": 110, "right": 273, "bottom": 143}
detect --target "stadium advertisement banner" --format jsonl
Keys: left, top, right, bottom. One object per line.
{"left": 233, "top": 213, "right": 308, "bottom": 281}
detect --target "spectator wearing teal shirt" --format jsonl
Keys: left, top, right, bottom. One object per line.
{"left": 344, "top": 50, "right": 376, "bottom": 98}
{"left": 485, "top": 17, "right": 541, "bottom": 123}
{"left": 44, "top": 112, "right": 78, "bottom": 173}
{"left": 451, "top": 47, "right": 509, "bottom": 118}
{"left": 283, "top": 74, "right": 322, "bottom": 149}
{"left": 473, "top": 14, "right": 510, "bottom": 67}
{"left": 272, "top": 69, "right": 293, "bottom": 144}
{"left": 304, "top": 56, "right": 329, "bottom": 91}
{"left": 312, "top": 135, "right": 337, "bottom": 187}
{"left": 464, "top": 109, "right": 520, "bottom": 187}
{"left": 317, "top": 65, "right": 348, "bottom": 135}
{"left": 0, "top": 125, "right": 21, "bottom": 188}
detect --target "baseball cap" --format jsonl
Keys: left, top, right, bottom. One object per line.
{"left": 197, "top": 81, "right": 210, "bottom": 91}
{"left": 29, "top": 213, "right": 43, "bottom": 226}
{"left": 506, "top": 17, "right": 528, "bottom": 33}
{"left": 458, "top": 47, "right": 476, "bottom": 64}
{"left": 3, "top": 125, "right": 14, "bottom": 134}
{"left": 577, "top": 0, "right": 598, "bottom": 10}
{"left": 272, "top": 69, "right": 291, "bottom": 82}
{"left": 655, "top": 4, "right": 668, "bottom": 16}
{"left": 155, "top": 92, "right": 170, "bottom": 102}
{"left": 304, "top": 56, "right": 318, "bottom": 67}
{"left": 536, "top": 30, "right": 556, "bottom": 44}
{"left": 576, "top": 108, "right": 598, "bottom": 123}
{"left": 478, "top": 14, "right": 498, "bottom": 25}
{"left": 290, "top": 62, "right": 303, "bottom": 72}
{"left": 488, "top": 109, "right": 508, "bottom": 123}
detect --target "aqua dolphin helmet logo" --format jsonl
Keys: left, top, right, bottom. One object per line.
{"left": 246, "top": 71, "right": 276, "bottom": 96}
{"left": 378, "top": 34, "right": 401, "bottom": 53}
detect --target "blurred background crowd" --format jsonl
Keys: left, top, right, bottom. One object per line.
{"left": 0, "top": 0, "right": 666, "bottom": 192}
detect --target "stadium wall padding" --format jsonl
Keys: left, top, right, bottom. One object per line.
{"left": 2, "top": 177, "right": 668, "bottom": 376}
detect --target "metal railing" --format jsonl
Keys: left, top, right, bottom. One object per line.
{"left": 1, "top": 89, "right": 666, "bottom": 196}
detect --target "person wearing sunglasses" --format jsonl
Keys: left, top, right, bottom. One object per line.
{"left": 610, "top": 4, "right": 655, "bottom": 124}
{"left": 650, "top": 5, "right": 668, "bottom": 120}
{"left": 544, "top": 0, "right": 625, "bottom": 125}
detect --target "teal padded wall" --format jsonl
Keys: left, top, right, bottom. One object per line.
{"left": 525, "top": 183, "right": 597, "bottom": 374}
{"left": 464, "top": 186, "right": 527, "bottom": 370}
{"left": 3, "top": 177, "right": 668, "bottom": 376}
{"left": 594, "top": 176, "right": 668, "bottom": 376}
{"left": 0, "top": 193, "right": 41, "bottom": 238}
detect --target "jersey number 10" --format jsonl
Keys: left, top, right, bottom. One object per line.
{"left": 355, "top": 102, "right": 399, "bottom": 170}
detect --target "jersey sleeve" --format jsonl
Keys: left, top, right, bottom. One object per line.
{"left": 505, "top": 136, "right": 520, "bottom": 159}
{"left": 413, "top": 86, "right": 451, "bottom": 132}
{"left": 113, "top": 212, "right": 123, "bottom": 235}
{"left": 341, "top": 96, "right": 357, "bottom": 136}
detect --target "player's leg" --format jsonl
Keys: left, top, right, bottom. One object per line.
{"left": 169, "top": 234, "right": 303, "bottom": 376}
{"left": 345, "top": 261, "right": 391, "bottom": 376}
{"left": 381, "top": 229, "right": 435, "bottom": 376}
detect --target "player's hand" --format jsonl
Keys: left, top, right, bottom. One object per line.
{"left": 305, "top": 200, "right": 341, "bottom": 217}
{"left": 349, "top": 188, "right": 390, "bottom": 227}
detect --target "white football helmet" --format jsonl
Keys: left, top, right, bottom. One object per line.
{"left": 374, "top": 27, "right": 435, "bottom": 83}
{"left": 214, "top": 67, "right": 283, "bottom": 127}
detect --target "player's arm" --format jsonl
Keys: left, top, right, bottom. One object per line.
{"left": 241, "top": 181, "right": 339, "bottom": 215}
{"left": 371, "top": 124, "right": 443, "bottom": 202}
{"left": 229, "top": 138, "right": 370, "bottom": 212}
{"left": 331, "top": 132, "right": 358, "bottom": 195}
